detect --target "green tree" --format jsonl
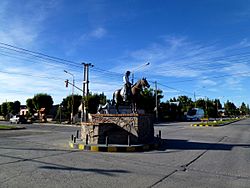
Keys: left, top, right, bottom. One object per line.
{"left": 177, "top": 95, "right": 194, "bottom": 113}
{"left": 32, "top": 93, "right": 53, "bottom": 115}
{"left": 13, "top": 101, "right": 21, "bottom": 115}
{"left": 85, "top": 93, "right": 107, "bottom": 114}
{"left": 138, "top": 88, "right": 163, "bottom": 114}
{"left": 240, "top": 102, "right": 248, "bottom": 115}
{"left": 196, "top": 98, "right": 220, "bottom": 117}
{"left": 224, "top": 100, "right": 237, "bottom": 116}
{"left": 196, "top": 98, "right": 206, "bottom": 110}
{"left": 26, "top": 98, "right": 35, "bottom": 116}
{"left": 247, "top": 104, "right": 250, "bottom": 114}
{"left": 60, "top": 94, "right": 83, "bottom": 121}
{"left": 7, "top": 102, "right": 14, "bottom": 114}
{"left": 59, "top": 93, "right": 107, "bottom": 121}
{"left": 159, "top": 101, "right": 182, "bottom": 121}
{"left": 1, "top": 102, "right": 8, "bottom": 118}
{"left": 0, "top": 105, "right": 2, "bottom": 115}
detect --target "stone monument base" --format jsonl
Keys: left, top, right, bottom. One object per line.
{"left": 81, "top": 114, "right": 154, "bottom": 145}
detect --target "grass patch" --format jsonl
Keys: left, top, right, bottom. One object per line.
{"left": 0, "top": 124, "right": 23, "bottom": 130}
{"left": 193, "top": 118, "right": 239, "bottom": 126}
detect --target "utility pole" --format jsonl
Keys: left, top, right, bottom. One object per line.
{"left": 81, "top": 63, "right": 94, "bottom": 123}
{"left": 155, "top": 81, "right": 158, "bottom": 121}
{"left": 59, "top": 105, "right": 62, "bottom": 124}
{"left": 194, "top": 92, "right": 196, "bottom": 108}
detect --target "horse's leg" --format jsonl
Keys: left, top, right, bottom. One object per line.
{"left": 130, "top": 102, "right": 134, "bottom": 114}
{"left": 135, "top": 102, "right": 138, "bottom": 113}
{"left": 115, "top": 94, "right": 120, "bottom": 114}
{"left": 116, "top": 103, "right": 120, "bottom": 114}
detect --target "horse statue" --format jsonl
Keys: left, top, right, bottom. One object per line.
{"left": 112, "top": 77, "right": 150, "bottom": 113}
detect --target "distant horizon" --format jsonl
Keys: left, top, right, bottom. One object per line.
{"left": 1, "top": 90, "right": 247, "bottom": 109}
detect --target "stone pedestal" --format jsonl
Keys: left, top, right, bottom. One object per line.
{"left": 81, "top": 114, "right": 154, "bottom": 145}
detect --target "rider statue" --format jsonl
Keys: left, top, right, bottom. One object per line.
{"left": 123, "top": 71, "right": 132, "bottom": 102}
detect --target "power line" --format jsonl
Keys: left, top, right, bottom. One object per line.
{"left": 0, "top": 42, "right": 78, "bottom": 65}
{"left": 2, "top": 41, "right": 250, "bottom": 82}
{"left": 1, "top": 41, "right": 250, "bottom": 100}
{"left": 167, "top": 71, "right": 250, "bottom": 84}
{"left": 157, "top": 82, "right": 194, "bottom": 95}
{"left": 0, "top": 70, "right": 65, "bottom": 81}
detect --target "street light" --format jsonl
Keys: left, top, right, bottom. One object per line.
{"left": 131, "top": 62, "right": 150, "bottom": 84}
{"left": 64, "top": 70, "right": 75, "bottom": 124}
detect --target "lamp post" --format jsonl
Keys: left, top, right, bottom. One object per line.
{"left": 64, "top": 70, "right": 75, "bottom": 124}
{"left": 131, "top": 62, "right": 150, "bottom": 84}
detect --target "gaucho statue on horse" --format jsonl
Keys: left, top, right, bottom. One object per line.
{"left": 112, "top": 70, "right": 150, "bottom": 113}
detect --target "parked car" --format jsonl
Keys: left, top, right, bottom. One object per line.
{"left": 10, "top": 115, "right": 27, "bottom": 124}
{"left": 186, "top": 108, "right": 204, "bottom": 121}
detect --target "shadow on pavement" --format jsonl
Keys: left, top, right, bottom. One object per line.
{"left": 0, "top": 152, "right": 130, "bottom": 176}
{"left": 39, "top": 166, "right": 129, "bottom": 176}
{"left": 0, "top": 146, "right": 70, "bottom": 152}
{"left": 158, "top": 139, "right": 250, "bottom": 151}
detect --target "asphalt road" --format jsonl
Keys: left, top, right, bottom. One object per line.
{"left": 0, "top": 119, "right": 250, "bottom": 188}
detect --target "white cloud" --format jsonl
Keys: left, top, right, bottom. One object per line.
{"left": 199, "top": 79, "right": 217, "bottom": 86}
{"left": 0, "top": 0, "right": 57, "bottom": 47}
{"left": 90, "top": 27, "right": 107, "bottom": 39}
{"left": 222, "top": 63, "right": 250, "bottom": 75}
{"left": 80, "top": 27, "right": 107, "bottom": 42}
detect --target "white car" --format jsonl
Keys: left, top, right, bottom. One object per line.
{"left": 10, "top": 115, "right": 26, "bottom": 124}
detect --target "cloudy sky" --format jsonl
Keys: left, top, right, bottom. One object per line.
{"left": 1, "top": 0, "right": 250, "bottom": 106}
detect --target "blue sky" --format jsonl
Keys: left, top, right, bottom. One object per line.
{"left": 1, "top": 0, "right": 250, "bottom": 107}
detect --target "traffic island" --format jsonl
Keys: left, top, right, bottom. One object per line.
{"left": 0, "top": 125, "right": 25, "bottom": 130}
{"left": 190, "top": 118, "right": 242, "bottom": 127}
{"left": 69, "top": 113, "right": 159, "bottom": 152}
{"left": 69, "top": 142, "right": 158, "bottom": 152}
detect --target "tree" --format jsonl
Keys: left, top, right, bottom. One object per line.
{"left": 59, "top": 93, "right": 107, "bottom": 121}
{"left": 224, "top": 100, "right": 237, "bottom": 116}
{"left": 32, "top": 93, "right": 53, "bottom": 115}
{"left": 138, "top": 88, "right": 163, "bottom": 114}
{"left": 26, "top": 98, "right": 35, "bottom": 116}
{"left": 247, "top": 104, "right": 250, "bottom": 115}
{"left": 195, "top": 98, "right": 221, "bottom": 117}
{"left": 1, "top": 102, "right": 8, "bottom": 118}
{"left": 177, "top": 95, "right": 194, "bottom": 113}
{"left": 60, "top": 94, "right": 83, "bottom": 121}
{"left": 13, "top": 101, "right": 21, "bottom": 115}
{"left": 85, "top": 93, "right": 107, "bottom": 114}
{"left": 0, "top": 105, "right": 2, "bottom": 115}
{"left": 240, "top": 102, "right": 248, "bottom": 115}
{"left": 159, "top": 101, "right": 182, "bottom": 121}
{"left": 7, "top": 102, "right": 14, "bottom": 114}
{"left": 196, "top": 98, "right": 206, "bottom": 111}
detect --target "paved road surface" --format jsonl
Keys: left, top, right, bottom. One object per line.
{"left": 0, "top": 120, "right": 250, "bottom": 187}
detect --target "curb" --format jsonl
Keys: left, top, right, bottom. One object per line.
{"left": 0, "top": 126, "right": 26, "bottom": 130}
{"left": 190, "top": 119, "right": 241, "bottom": 127}
{"left": 69, "top": 142, "right": 158, "bottom": 152}
{"left": 190, "top": 124, "right": 223, "bottom": 127}
{"left": 33, "top": 123, "right": 80, "bottom": 127}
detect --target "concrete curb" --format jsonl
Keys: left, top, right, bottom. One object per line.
{"left": 0, "top": 126, "right": 26, "bottom": 130}
{"left": 69, "top": 142, "right": 158, "bottom": 152}
{"left": 33, "top": 122, "right": 80, "bottom": 127}
{"left": 190, "top": 119, "right": 241, "bottom": 127}
{"left": 190, "top": 124, "right": 223, "bottom": 127}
